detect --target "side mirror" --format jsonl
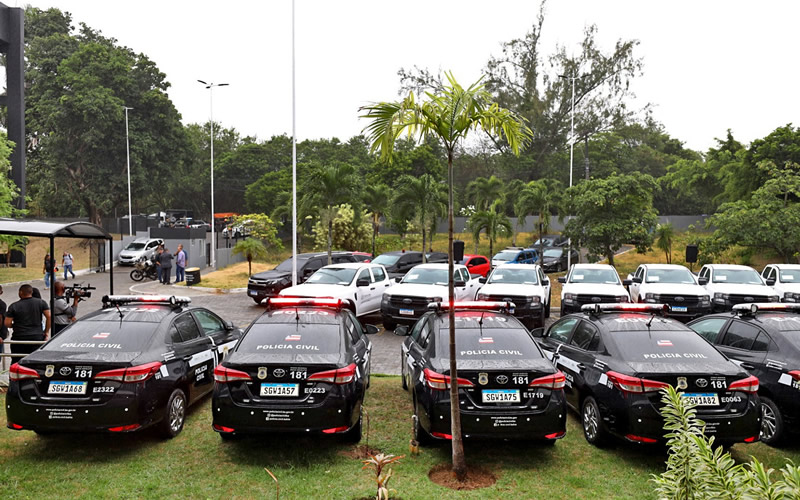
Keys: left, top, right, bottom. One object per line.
{"left": 455, "top": 280, "right": 466, "bottom": 288}
{"left": 395, "top": 276, "right": 403, "bottom": 283}
{"left": 394, "top": 325, "right": 409, "bottom": 336}
{"left": 224, "top": 320, "right": 235, "bottom": 331}
{"left": 557, "top": 277, "right": 566, "bottom": 284}
{"left": 356, "top": 278, "right": 370, "bottom": 287}
{"left": 766, "top": 278, "right": 776, "bottom": 286}
{"left": 531, "top": 327, "right": 545, "bottom": 338}
{"left": 622, "top": 279, "right": 633, "bottom": 286}
{"left": 542, "top": 279, "right": 550, "bottom": 286}
{"left": 632, "top": 276, "right": 642, "bottom": 284}
{"left": 365, "top": 324, "right": 380, "bottom": 335}
{"left": 698, "top": 276, "right": 709, "bottom": 285}
{"left": 479, "top": 277, "right": 487, "bottom": 284}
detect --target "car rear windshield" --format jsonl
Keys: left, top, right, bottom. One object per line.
{"left": 608, "top": 329, "right": 725, "bottom": 362}
{"left": 45, "top": 321, "right": 157, "bottom": 352}
{"left": 488, "top": 268, "right": 539, "bottom": 285}
{"left": 493, "top": 251, "right": 518, "bottom": 261}
{"left": 645, "top": 268, "right": 695, "bottom": 284}
{"left": 372, "top": 254, "right": 400, "bottom": 266}
{"left": 124, "top": 242, "right": 145, "bottom": 251}
{"left": 306, "top": 267, "right": 357, "bottom": 285}
{"left": 713, "top": 268, "right": 762, "bottom": 284}
{"left": 402, "top": 267, "right": 449, "bottom": 285}
{"left": 436, "top": 326, "right": 541, "bottom": 360}
{"left": 569, "top": 268, "right": 620, "bottom": 284}
{"left": 237, "top": 324, "right": 342, "bottom": 354}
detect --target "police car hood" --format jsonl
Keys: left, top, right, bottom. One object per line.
{"left": 640, "top": 283, "right": 706, "bottom": 296}
{"left": 279, "top": 283, "right": 351, "bottom": 299}
{"left": 478, "top": 283, "right": 545, "bottom": 299}
{"left": 562, "top": 283, "right": 627, "bottom": 296}
{"left": 388, "top": 283, "right": 448, "bottom": 299}
{"left": 431, "top": 356, "right": 553, "bottom": 372}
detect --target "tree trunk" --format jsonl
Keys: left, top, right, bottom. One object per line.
{"left": 248, "top": 256, "right": 252, "bottom": 276}
{"left": 488, "top": 235, "right": 493, "bottom": 265}
{"left": 511, "top": 229, "right": 517, "bottom": 247}
{"left": 447, "top": 151, "right": 467, "bottom": 481}
{"left": 607, "top": 250, "right": 615, "bottom": 267}
{"left": 327, "top": 215, "right": 333, "bottom": 266}
{"left": 371, "top": 218, "right": 378, "bottom": 258}
{"left": 422, "top": 226, "right": 427, "bottom": 263}
{"left": 583, "top": 137, "right": 590, "bottom": 180}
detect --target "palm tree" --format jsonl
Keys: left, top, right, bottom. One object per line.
{"left": 393, "top": 174, "right": 446, "bottom": 260}
{"left": 517, "top": 179, "right": 562, "bottom": 258}
{"left": 655, "top": 223, "right": 675, "bottom": 264}
{"left": 300, "top": 163, "right": 359, "bottom": 265}
{"left": 465, "top": 175, "right": 504, "bottom": 211}
{"left": 362, "top": 183, "right": 392, "bottom": 258}
{"left": 232, "top": 238, "right": 268, "bottom": 276}
{"left": 502, "top": 179, "right": 526, "bottom": 246}
{"left": 361, "top": 72, "right": 531, "bottom": 480}
{"left": 468, "top": 203, "right": 512, "bottom": 260}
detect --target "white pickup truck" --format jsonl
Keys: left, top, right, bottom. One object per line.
{"left": 278, "top": 262, "right": 393, "bottom": 317}
{"left": 474, "top": 263, "right": 551, "bottom": 329}
{"left": 380, "top": 263, "right": 480, "bottom": 330}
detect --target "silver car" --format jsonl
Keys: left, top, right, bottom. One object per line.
{"left": 118, "top": 237, "right": 164, "bottom": 265}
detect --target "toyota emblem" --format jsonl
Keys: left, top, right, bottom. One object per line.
{"left": 59, "top": 366, "right": 72, "bottom": 376}
{"left": 496, "top": 375, "right": 509, "bottom": 384}
{"left": 273, "top": 368, "right": 286, "bottom": 378}
{"left": 695, "top": 378, "right": 709, "bottom": 388}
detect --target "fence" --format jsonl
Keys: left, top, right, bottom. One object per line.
{"left": 1, "top": 339, "right": 48, "bottom": 387}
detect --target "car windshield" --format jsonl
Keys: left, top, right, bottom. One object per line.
{"left": 275, "top": 258, "right": 304, "bottom": 272}
{"left": 306, "top": 267, "right": 357, "bottom": 285}
{"left": 779, "top": 269, "right": 800, "bottom": 282}
{"left": 488, "top": 268, "right": 539, "bottom": 285}
{"left": 402, "top": 267, "right": 449, "bottom": 285}
{"left": 372, "top": 254, "right": 400, "bottom": 266}
{"left": 533, "top": 239, "right": 552, "bottom": 246}
{"left": 124, "top": 242, "right": 146, "bottom": 251}
{"left": 712, "top": 268, "right": 762, "bottom": 284}
{"left": 493, "top": 251, "right": 519, "bottom": 261}
{"left": 543, "top": 249, "right": 563, "bottom": 258}
{"left": 645, "top": 268, "right": 696, "bottom": 284}
{"left": 569, "top": 268, "right": 620, "bottom": 284}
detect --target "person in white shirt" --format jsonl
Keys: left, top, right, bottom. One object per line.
{"left": 62, "top": 251, "right": 76, "bottom": 280}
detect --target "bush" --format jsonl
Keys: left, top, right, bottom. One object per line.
{"left": 312, "top": 204, "right": 371, "bottom": 252}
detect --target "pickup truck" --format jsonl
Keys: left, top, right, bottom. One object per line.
{"left": 475, "top": 263, "right": 551, "bottom": 328}
{"left": 380, "top": 263, "right": 481, "bottom": 330}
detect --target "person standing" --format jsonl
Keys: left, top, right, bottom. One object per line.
{"left": 4, "top": 284, "right": 51, "bottom": 358}
{"left": 0, "top": 285, "right": 8, "bottom": 348}
{"left": 62, "top": 251, "right": 76, "bottom": 280}
{"left": 43, "top": 253, "right": 56, "bottom": 290}
{"left": 155, "top": 245, "right": 164, "bottom": 283}
{"left": 175, "top": 244, "right": 186, "bottom": 283}
{"left": 52, "top": 281, "right": 79, "bottom": 336}
{"left": 160, "top": 247, "right": 174, "bottom": 285}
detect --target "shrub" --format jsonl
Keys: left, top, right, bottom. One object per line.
{"left": 312, "top": 204, "right": 371, "bottom": 252}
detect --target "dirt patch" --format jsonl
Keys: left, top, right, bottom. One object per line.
{"left": 428, "top": 463, "right": 497, "bottom": 490}
{"left": 339, "top": 444, "right": 382, "bottom": 460}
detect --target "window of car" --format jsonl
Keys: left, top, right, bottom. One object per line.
{"left": 173, "top": 314, "right": 202, "bottom": 342}
{"left": 193, "top": 310, "right": 225, "bottom": 335}
{"left": 372, "top": 266, "right": 386, "bottom": 282}
{"left": 357, "top": 268, "right": 371, "bottom": 284}
{"left": 458, "top": 268, "right": 469, "bottom": 282}
{"left": 699, "top": 267, "right": 709, "bottom": 280}
{"left": 304, "top": 258, "right": 324, "bottom": 274}
{"left": 689, "top": 317, "right": 728, "bottom": 343}
{"left": 471, "top": 257, "right": 487, "bottom": 266}
{"left": 410, "top": 314, "right": 429, "bottom": 345}
{"left": 333, "top": 255, "right": 355, "bottom": 264}
{"left": 571, "top": 321, "right": 600, "bottom": 351}
{"left": 547, "top": 317, "right": 579, "bottom": 343}
{"left": 343, "top": 315, "right": 361, "bottom": 344}
{"left": 634, "top": 266, "right": 644, "bottom": 280}
{"left": 721, "top": 321, "right": 767, "bottom": 350}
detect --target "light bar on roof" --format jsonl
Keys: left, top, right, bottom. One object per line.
{"left": 266, "top": 297, "right": 344, "bottom": 309}
{"left": 428, "top": 301, "right": 515, "bottom": 313}
{"left": 581, "top": 303, "right": 670, "bottom": 314}
{"left": 102, "top": 295, "right": 191, "bottom": 306}
{"left": 733, "top": 303, "right": 800, "bottom": 314}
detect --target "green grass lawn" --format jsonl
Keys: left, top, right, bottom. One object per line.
{"left": 2, "top": 377, "right": 799, "bottom": 499}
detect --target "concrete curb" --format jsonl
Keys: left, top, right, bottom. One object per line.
{"left": 0, "top": 264, "right": 115, "bottom": 288}
{"left": 128, "top": 281, "right": 246, "bottom": 295}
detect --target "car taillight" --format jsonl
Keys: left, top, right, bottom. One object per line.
{"left": 728, "top": 375, "right": 759, "bottom": 393}
{"left": 607, "top": 371, "right": 668, "bottom": 394}
{"left": 626, "top": 434, "right": 658, "bottom": 444}
{"left": 307, "top": 363, "right": 357, "bottom": 384}
{"left": 321, "top": 426, "right": 349, "bottom": 434}
{"left": 213, "top": 365, "right": 252, "bottom": 383}
{"left": 9, "top": 363, "right": 39, "bottom": 381}
{"left": 423, "top": 368, "right": 474, "bottom": 390}
{"left": 95, "top": 362, "right": 162, "bottom": 383}
{"left": 788, "top": 370, "right": 800, "bottom": 382}
{"left": 529, "top": 371, "right": 566, "bottom": 390}
{"left": 213, "top": 424, "right": 236, "bottom": 433}
{"left": 108, "top": 424, "right": 141, "bottom": 432}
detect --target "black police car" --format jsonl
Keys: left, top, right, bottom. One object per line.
{"left": 398, "top": 301, "right": 566, "bottom": 443}
{"left": 6, "top": 295, "right": 242, "bottom": 438}
{"left": 212, "top": 297, "right": 376, "bottom": 441}
{"left": 534, "top": 303, "right": 761, "bottom": 447}
{"left": 688, "top": 303, "right": 800, "bottom": 445}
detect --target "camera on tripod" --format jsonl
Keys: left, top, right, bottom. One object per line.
{"left": 65, "top": 283, "right": 96, "bottom": 302}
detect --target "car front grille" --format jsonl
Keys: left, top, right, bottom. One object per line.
{"left": 390, "top": 296, "right": 431, "bottom": 307}
{"left": 727, "top": 294, "right": 771, "bottom": 304}
{"left": 575, "top": 294, "right": 618, "bottom": 305}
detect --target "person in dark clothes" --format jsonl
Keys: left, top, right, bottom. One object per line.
{"left": 4, "top": 284, "right": 51, "bottom": 358}
{"left": 160, "top": 247, "right": 173, "bottom": 284}
{"left": 0, "top": 285, "right": 8, "bottom": 343}
{"left": 155, "top": 246, "right": 164, "bottom": 283}
{"left": 52, "top": 280, "right": 79, "bottom": 336}
{"left": 43, "top": 253, "right": 56, "bottom": 290}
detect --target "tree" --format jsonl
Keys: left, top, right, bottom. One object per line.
{"left": 500, "top": 179, "right": 526, "bottom": 245}
{"left": 232, "top": 238, "right": 268, "bottom": 276}
{"left": 655, "top": 223, "right": 675, "bottom": 264}
{"left": 361, "top": 72, "right": 531, "bottom": 481}
{"left": 393, "top": 174, "right": 446, "bottom": 259}
{"left": 0, "top": 131, "right": 28, "bottom": 259}
{"left": 467, "top": 203, "right": 512, "bottom": 260}
{"left": 362, "top": 183, "right": 392, "bottom": 257}
{"left": 516, "top": 179, "right": 562, "bottom": 257}
{"left": 562, "top": 173, "right": 658, "bottom": 266}
{"left": 465, "top": 175, "right": 504, "bottom": 211}
{"left": 312, "top": 204, "right": 371, "bottom": 252}
{"left": 231, "top": 213, "right": 283, "bottom": 250}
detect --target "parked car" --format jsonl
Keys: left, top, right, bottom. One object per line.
{"left": 532, "top": 234, "right": 569, "bottom": 248}
{"left": 247, "top": 251, "right": 359, "bottom": 304}
{"left": 6, "top": 295, "right": 242, "bottom": 438}
{"left": 699, "top": 264, "right": 779, "bottom": 312}
{"left": 475, "top": 263, "right": 551, "bottom": 328}
{"left": 688, "top": 303, "right": 800, "bottom": 445}
{"left": 534, "top": 303, "right": 761, "bottom": 447}
{"left": 397, "top": 301, "right": 566, "bottom": 444}
{"left": 279, "top": 263, "right": 393, "bottom": 317}
{"left": 491, "top": 247, "right": 539, "bottom": 268}
{"left": 558, "top": 264, "right": 631, "bottom": 315}
{"left": 371, "top": 250, "right": 448, "bottom": 279}
{"left": 626, "top": 264, "right": 712, "bottom": 321}
{"left": 761, "top": 264, "right": 800, "bottom": 302}
{"left": 380, "top": 263, "right": 481, "bottom": 330}
{"left": 190, "top": 220, "right": 212, "bottom": 232}
{"left": 351, "top": 252, "right": 373, "bottom": 263}
{"left": 117, "top": 237, "right": 164, "bottom": 266}
{"left": 212, "top": 297, "right": 376, "bottom": 441}
{"left": 223, "top": 221, "right": 251, "bottom": 238}
{"left": 540, "top": 247, "right": 580, "bottom": 273}
{"left": 457, "top": 254, "right": 491, "bottom": 277}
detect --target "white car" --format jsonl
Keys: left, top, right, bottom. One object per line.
{"left": 626, "top": 264, "right": 712, "bottom": 320}
{"left": 117, "top": 237, "right": 164, "bottom": 265}
{"left": 761, "top": 264, "right": 800, "bottom": 302}
{"left": 474, "top": 263, "right": 551, "bottom": 328}
{"left": 380, "top": 263, "right": 480, "bottom": 330}
{"left": 698, "top": 264, "right": 779, "bottom": 312}
{"left": 557, "top": 263, "right": 631, "bottom": 315}
{"left": 278, "top": 262, "right": 393, "bottom": 317}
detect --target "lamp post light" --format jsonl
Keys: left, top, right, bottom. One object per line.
{"left": 123, "top": 106, "right": 133, "bottom": 236}
{"left": 559, "top": 73, "right": 577, "bottom": 270}
{"left": 197, "top": 80, "right": 229, "bottom": 269}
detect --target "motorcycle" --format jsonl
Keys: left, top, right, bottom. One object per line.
{"left": 130, "top": 258, "right": 158, "bottom": 281}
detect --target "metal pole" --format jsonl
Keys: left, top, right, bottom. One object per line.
{"left": 567, "top": 75, "right": 575, "bottom": 270}
{"left": 124, "top": 106, "right": 133, "bottom": 236}
{"left": 210, "top": 87, "right": 216, "bottom": 269}
{"left": 291, "top": 0, "right": 298, "bottom": 286}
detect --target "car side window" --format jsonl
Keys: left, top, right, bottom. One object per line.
{"left": 173, "top": 314, "right": 202, "bottom": 342}
{"left": 408, "top": 254, "right": 422, "bottom": 265}
{"left": 767, "top": 267, "right": 777, "bottom": 282}
{"left": 305, "top": 259, "right": 323, "bottom": 273}
{"left": 761, "top": 266, "right": 772, "bottom": 279}
{"left": 721, "top": 321, "right": 762, "bottom": 350}
{"left": 570, "top": 321, "right": 599, "bottom": 351}
{"left": 168, "top": 325, "right": 182, "bottom": 344}
{"left": 193, "top": 310, "right": 225, "bottom": 335}
{"left": 409, "top": 316, "right": 427, "bottom": 343}
{"left": 538, "top": 268, "right": 546, "bottom": 283}
{"left": 372, "top": 266, "right": 386, "bottom": 282}
{"left": 357, "top": 268, "right": 371, "bottom": 284}
{"left": 547, "top": 317, "right": 579, "bottom": 343}
{"left": 473, "top": 257, "right": 486, "bottom": 266}
{"left": 689, "top": 318, "right": 728, "bottom": 344}
{"left": 417, "top": 319, "right": 433, "bottom": 348}
{"left": 634, "top": 266, "right": 644, "bottom": 280}
{"left": 751, "top": 332, "right": 770, "bottom": 352}
{"left": 700, "top": 267, "right": 709, "bottom": 280}
{"left": 343, "top": 315, "right": 360, "bottom": 344}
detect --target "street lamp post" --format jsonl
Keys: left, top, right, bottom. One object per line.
{"left": 123, "top": 106, "right": 133, "bottom": 236}
{"left": 560, "top": 74, "right": 577, "bottom": 270}
{"left": 197, "top": 80, "right": 229, "bottom": 269}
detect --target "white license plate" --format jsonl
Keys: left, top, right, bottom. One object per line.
{"left": 682, "top": 392, "right": 719, "bottom": 406}
{"left": 482, "top": 389, "right": 520, "bottom": 403}
{"left": 48, "top": 381, "right": 88, "bottom": 395}
{"left": 260, "top": 383, "right": 299, "bottom": 397}
{"left": 399, "top": 308, "right": 414, "bottom": 316}
{"left": 249, "top": 290, "right": 258, "bottom": 296}
{"left": 672, "top": 306, "right": 688, "bottom": 312}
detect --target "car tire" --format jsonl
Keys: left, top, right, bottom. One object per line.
{"left": 343, "top": 406, "right": 363, "bottom": 443}
{"left": 383, "top": 319, "right": 397, "bottom": 331}
{"left": 401, "top": 353, "right": 408, "bottom": 391}
{"left": 582, "top": 396, "right": 608, "bottom": 447}
{"left": 413, "top": 399, "right": 433, "bottom": 445}
{"left": 252, "top": 297, "right": 263, "bottom": 305}
{"left": 130, "top": 270, "right": 144, "bottom": 281}
{"left": 158, "top": 388, "right": 187, "bottom": 439}
{"left": 760, "top": 397, "right": 784, "bottom": 446}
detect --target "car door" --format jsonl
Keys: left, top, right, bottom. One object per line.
{"left": 538, "top": 267, "right": 550, "bottom": 305}
{"left": 343, "top": 311, "right": 370, "bottom": 388}
{"left": 192, "top": 308, "right": 239, "bottom": 364}
{"left": 455, "top": 268, "right": 474, "bottom": 300}
{"left": 402, "top": 314, "right": 433, "bottom": 389}
{"left": 369, "top": 266, "right": 392, "bottom": 312}
{"left": 562, "top": 320, "right": 602, "bottom": 409}
{"left": 354, "top": 267, "right": 376, "bottom": 315}
{"left": 716, "top": 320, "right": 769, "bottom": 374}
{"left": 629, "top": 266, "right": 645, "bottom": 302}
{"left": 169, "top": 312, "right": 215, "bottom": 402}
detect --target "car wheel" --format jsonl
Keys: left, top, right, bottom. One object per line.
{"left": 343, "top": 406, "right": 363, "bottom": 443}
{"left": 401, "top": 353, "right": 408, "bottom": 391}
{"left": 413, "top": 399, "right": 433, "bottom": 445}
{"left": 760, "top": 397, "right": 784, "bottom": 446}
{"left": 383, "top": 319, "right": 397, "bottom": 331}
{"left": 252, "top": 297, "right": 263, "bottom": 305}
{"left": 158, "top": 388, "right": 187, "bottom": 439}
{"left": 582, "top": 396, "right": 608, "bottom": 446}
{"left": 545, "top": 293, "right": 551, "bottom": 318}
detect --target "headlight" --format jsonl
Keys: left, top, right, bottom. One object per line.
{"left": 644, "top": 293, "right": 658, "bottom": 303}
{"left": 700, "top": 295, "right": 711, "bottom": 304}
{"left": 476, "top": 293, "right": 489, "bottom": 301}
{"left": 769, "top": 295, "right": 780, "bottom": 302}
{"left": 713, "top": 293, "right": 729, "bottom": 303}
{"left": 616, "top": 295, "right": 629, "bottom": 303}
{"left": 530, "top": 296, "right": 541, "bottom": 304}
{"left": 381, "top": 295, "right": 390, "bottom": 305}
{"left": 785, "top": 292, "right": 800, "bottom": 303}
{"left": 563, "top": 293, "right": 576, "bottom": 303}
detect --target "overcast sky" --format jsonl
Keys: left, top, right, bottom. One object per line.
{"left": 20, "top": 0, "right": 800, "bottom": 152}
